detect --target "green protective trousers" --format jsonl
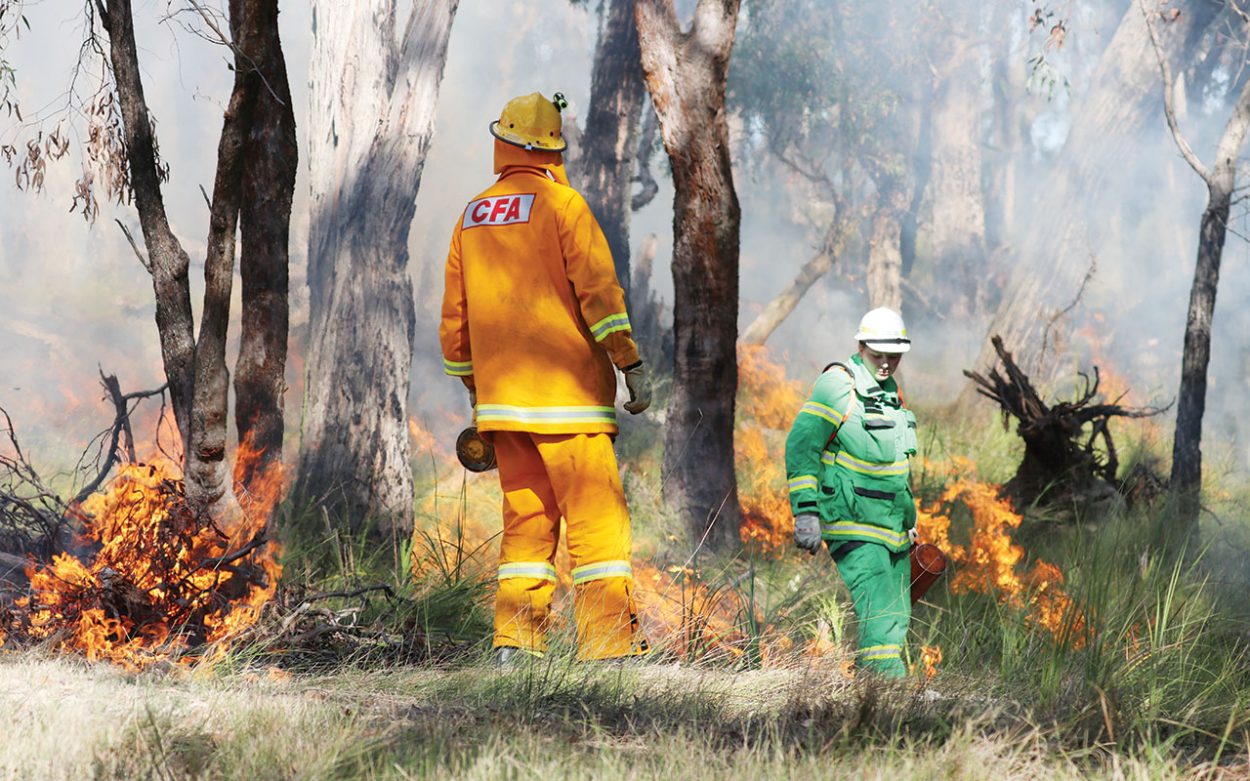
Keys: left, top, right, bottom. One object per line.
{"left": 832, "top": 541, "right": 911, "bottom": 678}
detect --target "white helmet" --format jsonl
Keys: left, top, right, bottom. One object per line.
{"left": 854, "top": 307, "right": 911, "bottom": 353}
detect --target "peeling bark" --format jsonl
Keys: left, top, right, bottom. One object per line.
{"left": 636, "top": 0, "right": 742, "bottom": 550}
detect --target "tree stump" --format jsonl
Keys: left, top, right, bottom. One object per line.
{"left": 964, "top": 335, "right": 1167, "bottom": 510}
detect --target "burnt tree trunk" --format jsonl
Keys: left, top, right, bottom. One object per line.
{"left": 1142, "top": 0, "right": 1250, "bottom": 535}
{"left": 297, "top": 0, "right": 459, "bottom": 540}
{"left": 637, "top": 0, "right": 742, "bottom": 550}
{"left": 186, "top": 25, "right": 252, "bottom": 522}
{"left": 575, "top": 0, "right": 648, "bottom": 303}
{"left": 1171, "top": 186, "right": 1231, "bottom": 527}
{"left": 103, "top": 0, "right": 292, "bottom": 521}
{"left": 964, "top": 0, "right": 1220, "bottom": 397}
{"left": 101, "top": 0, "right": 196, "bottom": 451}
{"left": 234, "top": 0, "right": 296, "bottom": 491}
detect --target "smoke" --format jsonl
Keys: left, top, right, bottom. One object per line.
{"left": 3, "top": 0, "right": 1250, "bottom": 487}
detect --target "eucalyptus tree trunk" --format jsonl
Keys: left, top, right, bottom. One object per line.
{"left": 234, "top": 0, "right": 297, "bottom": 491}
{"left": 636, "top": 0, "right": 742, "bottom": 550}
{"left": 965, "top": 0, "right": 1220, "bottom": 393}
{"left": 297, "top": 0, "right": 459, "bottom": 539}
{"left": 101, "top": 0, "right": 195, "bottom": 450}
{"left": 1171, "top": 181, "right": 1232, "bottom": 530}
{"left": 575, "top": 0, "right": 647, "bottom": 302}
{"left": 920, "top": 40, "right": 986, "bottom": 318}
{"left": 1141, "top": 1, "right": 1250, "bottom": 535}
{"left": 866, "top": 181, "right": 906, "bottom": 312}
{"left": 102, "top": 0, "right": 293, "bottom": 521}
{"left": 185, "top": 39, "right": 250, "bottom": 522}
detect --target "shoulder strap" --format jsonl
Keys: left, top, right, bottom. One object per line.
{"left": 821, "top": 362, "right": 857, "bottom": 449}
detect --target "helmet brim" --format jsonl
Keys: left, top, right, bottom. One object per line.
{"left": 489, "top": 121, "right": 568, "bottom": 153}
{"left": 861, "top": 339, "right": 911, "bottom": 354}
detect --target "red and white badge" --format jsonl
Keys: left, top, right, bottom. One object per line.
{"left": 462, "top": 193, "right": 536, "bottom": 229}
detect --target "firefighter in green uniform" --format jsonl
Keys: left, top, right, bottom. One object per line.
{"left": 785, "top": 307, "right": 919, "bottom": 678}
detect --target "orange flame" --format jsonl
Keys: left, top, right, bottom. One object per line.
{"left": 916, "top": 459, "right": 1085, "bottom": 646}
{"left": 408, "top": 417, "right": 441, "bottom": 459}
{"left": 18, "top": 439, "right": 284, "bottom": 669}
{"left": 736, "top": 346, "right": 806, "bottom": 552}
{"left": 915, "top": 644, "right": 942, "bottom": 679}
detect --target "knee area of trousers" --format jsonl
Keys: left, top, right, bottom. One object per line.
{"left": 570, "top": 559, "right": 634, "bottom": 587}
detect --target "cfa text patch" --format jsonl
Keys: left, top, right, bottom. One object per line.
{"left": 462, "top": 194, "right": 536, "bottom": 229}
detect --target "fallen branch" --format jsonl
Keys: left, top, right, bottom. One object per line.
{"left": 293, "top": 584, "right": 396, "bottom": 608}
{"left": 72, "top": 372, "right": 167, "bottom": 506}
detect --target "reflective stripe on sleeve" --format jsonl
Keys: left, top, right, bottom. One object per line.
{"left": 589, "top": 313, "right": 632, "bottom": 341}
{"left": 826, "top": 451, "right": 909, "bottom": 476}
{"left": 476, "top": 404, "right": 618, "bottom": 427}
{"left": 798, "top": 401, "right": 841, "bottom": 425}
{"left": 497, "top": 561, "right": 558, "bottom": 582}
{"left": 571, "top": 559, "right": 633, "bottom": 585}
{"left": 821, "top": 521, "right": 909, "bottom": 548}
{"left": 443, "top": 358, "right": 474, "bottom": 377}
{"left": 788, "top": 475, "right": 819, "bottom": 494}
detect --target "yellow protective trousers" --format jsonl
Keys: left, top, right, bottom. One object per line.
{"left": 491, "top": 430, "right": 648, "bottom": 661}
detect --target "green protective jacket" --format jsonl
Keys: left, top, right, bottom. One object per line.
{"left": 784, "top": 354, "right": 918, "bottom": 552}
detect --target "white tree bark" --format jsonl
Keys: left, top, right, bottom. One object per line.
{"left": 920, "top": 41, "right": 987, "bottom": 317}
{"left": 298, "top": 0, "right": 459, "bottom": 538}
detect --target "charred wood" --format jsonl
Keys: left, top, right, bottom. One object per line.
{"left": 964, "top": 335, "right": 1168, "bottom": 510}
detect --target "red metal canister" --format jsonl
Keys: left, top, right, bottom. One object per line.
{"left": 910, "top": 543, "right": 948, "bottom": 604}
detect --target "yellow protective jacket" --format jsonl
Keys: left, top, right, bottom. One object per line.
{"left": 440, "top": 147, "right": 640, "bottom": 435}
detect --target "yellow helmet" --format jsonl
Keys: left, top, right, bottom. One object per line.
{"left": 489, "top": 92, "right": 568, "bottom": 152}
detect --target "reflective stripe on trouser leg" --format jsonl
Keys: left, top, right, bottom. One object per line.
{"left": 533, "top": 432, "right": 649, "bottom": 661}
{"left": 492, "top": 431, "right": 561, "bottom": 654}
{"left": 834, "top": 542, "right": 911, "bottom": 678}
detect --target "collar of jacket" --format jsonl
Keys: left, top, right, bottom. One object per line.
{"left": 493, "top": 138, "right": 570, "bottom": 186}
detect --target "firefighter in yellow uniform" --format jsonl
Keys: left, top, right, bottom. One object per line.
{"left": 439, "top": 92, "right": 652, "bottom": 663}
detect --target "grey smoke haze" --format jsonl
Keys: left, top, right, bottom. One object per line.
{"left": 1, "top": 0, "right": 1248, "bottom": 477}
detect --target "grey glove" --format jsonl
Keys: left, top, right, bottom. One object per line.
{"left": 908, "top": 527, "right": 920, "bottom": 545}
{"left": 794, "top": 513, "right": 822, "bottom": 555}
{"left": 622, "top": 362, "right": 652, "bottom": 415}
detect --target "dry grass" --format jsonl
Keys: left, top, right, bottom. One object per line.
{"left": 0, "top": 654, "right": 1243, "bottom": 780}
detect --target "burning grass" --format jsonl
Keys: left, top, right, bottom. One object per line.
{"left": 736, "top": 345, "right": 806, "bottom": 552}
{"left": 915, "top": 457, "right": 1086, "bottom": 647}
